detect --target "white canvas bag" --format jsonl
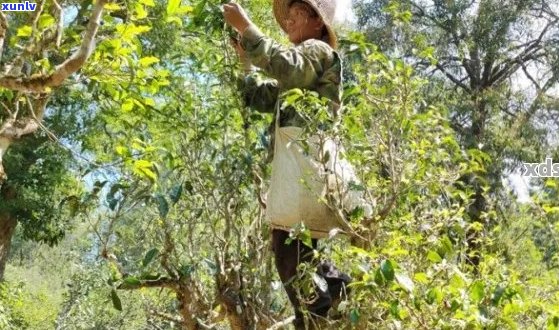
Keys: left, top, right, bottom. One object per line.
{"left": 266, "top": 102, "right": 373, "bottom": 238}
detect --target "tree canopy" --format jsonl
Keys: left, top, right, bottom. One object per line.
{"left": 0, "top": 0, "right": 558, "bottom": 329}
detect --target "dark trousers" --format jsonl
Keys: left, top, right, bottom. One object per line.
{"left": 271, "top": 229, "right": 351, "bottom": 327}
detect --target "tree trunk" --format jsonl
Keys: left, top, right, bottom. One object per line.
{"left": 463, "top": 95, "right": 488, "bottom": 271}
{"left": 465, "top": 185, "right": 486, "bottom": 269}
{"left": 0, "top": 212, "right": 17, "bottom": 281}
{"left": 176, "top": 287, "right": 201, "bottom": 330}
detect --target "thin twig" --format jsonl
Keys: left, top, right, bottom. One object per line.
{"left": 52, "top": 0, "right": 64, "bottom": 48}
{"left": 148, "top": 310, "right": 183, "bottom": 324}
{"left": 30, "top": 0, "right": 45, "bottom": 33}
{"left": 266, "top": 315, "right": 295, "bottom": 330}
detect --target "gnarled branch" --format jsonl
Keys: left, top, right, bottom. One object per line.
{"left": 435, "top": 63, "right": 471, "bottom": 93}
{"left": 117, "top": 277, "right": 179, "bottom": 290}
{"left": 0, "top": 0, "right": 108, "bottom": 93}
{"left": 0, "top": 95, "right": 48, "bottom": 140}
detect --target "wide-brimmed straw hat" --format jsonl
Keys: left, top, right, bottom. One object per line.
{"left": 273, "top": 0, "right": 338, "bottom": 49}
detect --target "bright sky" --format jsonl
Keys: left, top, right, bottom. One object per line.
{"left": 334, "top": 0, "right": 356, "bottom": 26}
{"left": 508, "top": 173, "right": 531, "bottom": 203}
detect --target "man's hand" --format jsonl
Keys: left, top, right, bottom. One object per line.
{"left": 223, "top": 2, "right": 251, "bottom": 34}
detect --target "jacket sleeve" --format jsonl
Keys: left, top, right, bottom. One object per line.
{"left": 237, "top": 71, "right": 279, "bottom": 113}
{"left": 239, "top": 24, "right": 335, "bottom": 90}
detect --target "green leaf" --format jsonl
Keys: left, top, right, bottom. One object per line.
{"left": 139, "top": 0, "right": 155, "bottom": 6}
{"left": 300, "top": 228, "right": 313, "bottom": 248}
{"left": 123, "top": 276, "right": 141, "bottom": 285}
{"left": 437, "top": 235, "right": 453, "bottom": 257}
{"left": 284, "top": 93, "right": 302, "bottom": 106}
{"left": 107, "top": 183, "right": 125, "bottom": 210}
{"left": 348, "top": 206, "right": 364, "bottom": 222}
{"left": 166, "top": 16, "right": 183, "bottom": 26}
{"left": 413, "top": 297, "right": 421, "bottom": 310}
{"left": 390, "top": 300, "right": 400, "bottom": 319}
{"left": 38, "top": 14, "right": 55, "bottom": 29}
{"left": 491, "top": 284, "right": 506, "bottom": 306}
{"left": 426, "top": 287, "right": 443, "bottom": 304}
{"left": 143, "top": 97, "right": 156, "bottom": 107}
{"left": 116, "top": 23, "right": 151, "bottom": 40}
{"left": 108, "top": 197, "right": 118, "bottom": 210}
{"left": 104, "top": 3, "right": 121, "bottom": 11}
{"left": 548, "top": 316, "right": 559, "bottom": 330}
{"left": 1, "top": 89, "right": 13, "bottom": 102}
{"left": 450, "top": 299, "right": 462, "bottom": 312}
{"left": 134, "top": 3, "right": 148, "bottom": 19}
{"left": 142, "top": 248, "right": 158, "bottom": 267}
{"left": 192, "top": 0, "right": 207, "bottom": 18}
{"left": 349, "top": 309, "right": 360, "bottom": 324}
{"left": 111, "top": 289, "right": 122, "bottom": 311}
{"left": 176, "top": 5, "right": 193, "bottom": 15}
{"left": 449, "top": 274, "right": 466, "bottom": 289}
{"left": 542, "top": 205, "right": 559, "bottom": 214}
{"left": 380, "top": 259, "right": 394, "bottom": 281}
{"left": 374, "top": 268, "right": 385, "bottom": 286}
{"left": 427, "top": 250, "right": 442, "bottom": 263}
{"left": 469, "top": 280, "right": 485, "bottom": 303}
{"left": 169, "top": 184, "right": 183, "bottom": 204}
{"left": 122, "top": 99, "right": 134, "bottom": 112}
{"left": 413, "top": 272, "right": 429, "bottom": 284}
{"left": 115, "top": 145, "right": 129, "bottom": 157}
{"left": 154, "top": 194, "right": 169, "bottom": 218}
{"left": 503, "top": 302, "right": 520, "bottom": 316}
{"left": 133, "top": 160, "right": 157, "bottom": 181}
{"left": 167, "top": 0, "right": 180, "bottom": 15}
{"left": 139, "top": 56, "right": 159, "bottom": 67}
{"left": 17, "top": 26, "right": 32, "bottom": 37}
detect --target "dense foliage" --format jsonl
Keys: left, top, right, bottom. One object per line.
{"left": 1, "top": 0, "right": 558, "bottom": 329}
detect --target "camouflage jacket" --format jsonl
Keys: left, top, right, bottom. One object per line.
{"left": 239, "top": 24, "right": 342, "bottom": 161}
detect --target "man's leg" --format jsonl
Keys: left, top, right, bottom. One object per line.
{"left": 271, "top": 229, "right": 317, "bottom": 328}
{"left": 271, "top": 230, "right": 312, "bottom": 323}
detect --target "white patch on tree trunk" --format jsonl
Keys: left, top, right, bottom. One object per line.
{"left": 0, "top": 136, "right": 11, "bottom": 181}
